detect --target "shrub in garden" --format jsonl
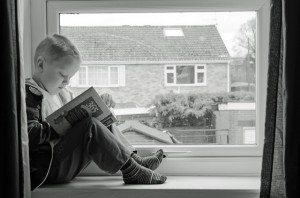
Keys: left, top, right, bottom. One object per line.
{"left": 148, "top": 93, "right": 216, "bottom": 128}
{"left": 148, "top": 91, "right": 254, "bottom": 128}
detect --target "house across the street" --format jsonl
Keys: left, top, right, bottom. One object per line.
{"left": 61, "top": 25, "right": 231, "bottom": 107}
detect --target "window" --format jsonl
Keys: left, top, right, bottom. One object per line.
{"left": 164, "top": 28, "right": 184, "bottom": 36}
{"left": 165, "top": 65, "right": 206, "bottom": 86}
{"left": 70, "top": 65, "right": 125, "bottom": 87}
{"left": 243, "top": 127, "right": 256, "bottom": 144}
{"left": 78, "top": 66, "right": 87, "bottom": 85}
{"left": 32, "top": 0, "right": 270, "bottom": 176}
{"left": 57, "top": 11, "right": 259, "bottom": 147}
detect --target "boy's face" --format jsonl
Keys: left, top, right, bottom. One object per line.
{"left": 36, "top": 55, "right": 80, "bottom": 95}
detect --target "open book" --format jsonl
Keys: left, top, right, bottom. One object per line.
{"left": 46, "top": 87, "right": 117, "bottom": 135}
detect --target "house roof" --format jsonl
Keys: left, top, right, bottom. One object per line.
{"left": 60, "top": 25, "right": 230, "bottom": 62}
{"left": 117, "top": 120, "right": 180, "bottom": 144}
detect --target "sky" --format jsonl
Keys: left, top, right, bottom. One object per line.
{"left": 60, "top": 12, "right": 256, "bottom": 57}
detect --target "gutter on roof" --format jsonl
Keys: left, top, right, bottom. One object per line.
{"left": 82, "top": 60, "right": 231, "bottom": 65}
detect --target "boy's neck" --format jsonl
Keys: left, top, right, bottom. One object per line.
{"left": 32, "top": 74, "right": 48, "bottom": 92}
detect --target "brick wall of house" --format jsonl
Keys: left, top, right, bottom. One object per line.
{"left": 69, "top": 63, "right": 228, "bottom": 107}
{"left": 215, "top": 110, "right": 256, "bottom": 145}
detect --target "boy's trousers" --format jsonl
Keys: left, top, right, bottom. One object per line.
{"left": 45, "top": 117, "right": 132, "bottom": 184}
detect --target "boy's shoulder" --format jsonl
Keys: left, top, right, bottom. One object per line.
{"left": 27, "top": 85, "right": 43, "bottom": 96}
{"left": 25, "top": 78, "right": 43, "bottom": 97}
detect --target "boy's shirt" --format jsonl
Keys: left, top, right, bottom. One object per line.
{"left": 28, "top": 78, "right": 63, "bottom": 117}
{"left": 43, "top": 91, "right": 63, "bottom": 117}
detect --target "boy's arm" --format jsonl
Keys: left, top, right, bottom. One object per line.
{"left": 26, "top": 86, "right": 60, "bottom": 146}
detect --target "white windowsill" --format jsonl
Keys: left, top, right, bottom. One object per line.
{"left": 32, "top": 176, "right": 260, "bottom": 198}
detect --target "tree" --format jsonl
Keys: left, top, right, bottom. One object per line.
{"left": 230, "top": 17, "right": 256, "bottom": 92}
{"left": 232, "top": 18, "right": 256, "bottom": 58}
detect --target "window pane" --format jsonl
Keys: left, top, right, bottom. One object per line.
{"left": 197, "top": 72, "right": 204, "bottom": 83}
{"left": 176, "top": 66, "right": 195, "bottom": 84}
{"left": 110, "top": 67, "right": 118, "bottom": 85}
{"left": 79, "top": 67, "right": 86, "bottom": 85}
{"left": 164, "top": 28, "right": 184, "bottom": 37}
{"left": 60, "top": 11, "right": 257, "bottom": 145}
{"left": 89, "top": 66, "right": 108, "bottom": 85}
{"left": 243, "top": 128, "right": 256, "bottom": 144}
{"left": 167, "top": 73, "right": 174, "bottom": 84}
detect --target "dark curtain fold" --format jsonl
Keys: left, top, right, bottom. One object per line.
{"left": 282, "top": 0, "right": 300, "bottom": 197}
{"left": 260, "top": 0, "right": 300, "bottom": 197}
{"left": 0, "top": 0, "right": 30, "bottom": 197}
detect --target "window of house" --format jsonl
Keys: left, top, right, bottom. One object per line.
{"left": 243, "top": 127, "right": 256, "bottom": 144}
{"left": 33, "top": 0, "right": 270, "bottom": 175}
{"left": 71, "top": 65, "right": 125, "bottom": 87}
{"left": 165, "top": 65, "right": 206, "bottom": 86}
{"left": 164, "top": 28, "right": 184, "bottom": 36}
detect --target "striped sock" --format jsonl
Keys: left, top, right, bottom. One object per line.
{"left": 131, "top": 149, "right": 164, "bottom": 170}
{"left": 121, "top": 158, "right": 167, "bottom": 184}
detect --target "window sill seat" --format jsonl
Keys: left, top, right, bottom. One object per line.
{"left": 32, "top": 176, "right": 260, "bottom": 198}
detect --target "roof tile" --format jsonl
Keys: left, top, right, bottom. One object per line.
{"left": 60, "top": 25, "right": 230, "bottom": 62}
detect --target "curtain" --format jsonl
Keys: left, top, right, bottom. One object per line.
{"left": 260, "top": 0, "right": 300, "bottom": 197}
{"left": 0, "top": 0, "right": 31, "bottom": 197}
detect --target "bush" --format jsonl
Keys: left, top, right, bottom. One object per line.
{"left": 148, "top": 91, "right": 255, "bottom": 128}
{"left": 149, "top": 93, "right": 215, "bottom": 128}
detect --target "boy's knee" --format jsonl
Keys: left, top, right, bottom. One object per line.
{"left": 82, "top": 117, "right": 97, "bottom": 125}
{"left": 86, "top": 117, "right": 106, "bottom": 130}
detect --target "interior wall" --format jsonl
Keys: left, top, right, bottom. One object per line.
{"left": 23, "top": 0, "right": 32, "bottom": 78}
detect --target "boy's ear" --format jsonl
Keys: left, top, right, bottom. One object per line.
{"left": 35, "top": 56, "right": 45, "bottom": 73}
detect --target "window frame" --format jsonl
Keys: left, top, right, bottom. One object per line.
{"left": 31, "top": 0, "right": 270, "bottom": 176}
{"left": 164, "top": 64, "right": 207, "bottom": 86}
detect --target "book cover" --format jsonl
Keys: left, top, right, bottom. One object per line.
{"left": 46, "top": 87, "right": 117, "bottom": 135}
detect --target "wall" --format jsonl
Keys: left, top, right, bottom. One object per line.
{"left": 215, "top": 109, "right": 255, "bottom": 145}
{"left": 23, "top": 0, "right": 32, "bottom": 78}
{"left": 70, "top": 62, "right": 228, "bottom": 107}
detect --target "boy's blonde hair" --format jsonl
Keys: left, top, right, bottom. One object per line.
{"left": 34, "top": 34, "right": 81, "bottom": 66}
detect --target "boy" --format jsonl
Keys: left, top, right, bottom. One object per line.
{"left": 26, "top": 34, "right": 167, "bottom": 191}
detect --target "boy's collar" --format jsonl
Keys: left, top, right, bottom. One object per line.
{"left": 25, "top": 78, "right": 48, "bottom": 96}
{"left": 25, "top": 78, "right": 74, "bottom": 98}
